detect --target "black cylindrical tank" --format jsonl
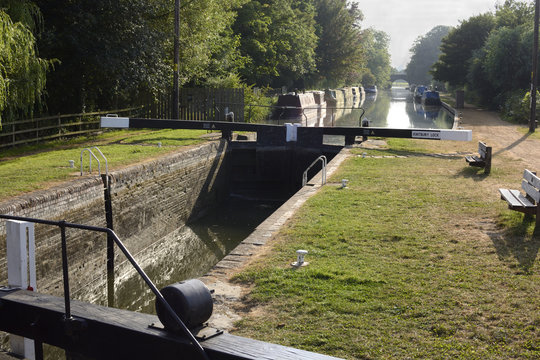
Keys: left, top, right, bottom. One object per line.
{"left": 155, "top": 279, "right": 213, "bottom": 331}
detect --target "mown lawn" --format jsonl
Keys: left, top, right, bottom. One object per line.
{"left": 0, "top": 129, "right": 212, "bottom": 200}
{"left": 232, "top": 139, "right": 540, "bottom": 359}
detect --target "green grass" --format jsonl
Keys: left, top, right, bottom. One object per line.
{"left": 231, "top": 144, "right": 540, "bottom": 359}
{"left": 0, "top": 129, "right": 212, "bottom": 200}
{"left": 439, "top": 92, "right": 456, "bottom": 108}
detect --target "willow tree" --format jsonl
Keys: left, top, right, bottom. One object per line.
{"left": 0, "top": 2, "right": 51, "bottom": 125}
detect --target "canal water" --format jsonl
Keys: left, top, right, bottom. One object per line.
{"left": 330, "top": 86, "right": 455, "bottom": 129}
{"left": 115, "top": 197, "right": 281, "bottom": 314}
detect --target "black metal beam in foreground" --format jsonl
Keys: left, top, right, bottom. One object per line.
{"left": 100, "top": 117, "right": 472, "bottom": 142}
{"left": 0, "top": 290, "right": 342, "bottom": 360}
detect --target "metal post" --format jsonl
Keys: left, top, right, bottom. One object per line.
{"left": 172, "top": 0, "right": 180, "bottom": 120}
{"left": 60, "top": 221, "right": 71, "bottom": 319}
{"left": 6, "top": 220, "right": 36, "bottom": 360}
{"left": 530, "top": 0, "right": 539, "bottom": 133}
{"left": 102, "top": 174, "right": 115, "bottom": 307}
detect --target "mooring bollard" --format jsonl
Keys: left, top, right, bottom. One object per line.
{"left": 291, "top": 249, "right": 308, "bottom": 267}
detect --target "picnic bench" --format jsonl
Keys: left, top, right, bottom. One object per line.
{"left": 499, "top": 169, "right": 540, "bottom": 225}
{"left": 465, "top": 141, "right": 492, "bottom": 174}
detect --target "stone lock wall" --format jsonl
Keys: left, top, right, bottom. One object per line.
{"left": 0, "top": 140, "right": 229, "bottom": 303}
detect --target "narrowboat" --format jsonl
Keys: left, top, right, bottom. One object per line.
{"left": 364, "top": 85, "right": 377, "bottom": 94}
{"left": 421, "top": 90, "right": 442, "bottom": 106}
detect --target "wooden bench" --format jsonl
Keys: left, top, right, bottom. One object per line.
{"left": 499, "top": 169, "right": 540, "bottom": 225}
{"left": 465, "top": 141, "right": 492, "bottom": 174}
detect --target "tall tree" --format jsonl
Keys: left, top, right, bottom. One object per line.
{"left": 406, "top": 25, "right": 451, "bottom": 85}
{"left": 431, "top": 14, "right": 495, "bottom": 88}
{"left": 362, "top": 28, "right": 391, "bottom": 88}
{"left": 312, "top": 0, "right": 364, "bottom": 88}
{"left": 36, "top": 0, "right": 246, "bottom": 114}
{"left": 233, "top": 0, "right": 317, "bottom": 88}
{"left": 0, "top": 1, "right": 51, "bottom": 124}
{"left": 494, "top": 0, "right": 534, "bottom": 28}
{"left": 468, "top": 24, "right": 533, "bottom": 107}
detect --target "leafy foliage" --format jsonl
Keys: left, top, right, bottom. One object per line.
{"left": 362, "top": 28, "right": 391, "bottom": 88}
{"left": 233, "top": 0, "right": 317, "bottom": 88}
{"left": 431, "top": 14, "right": 495, "bottom": 88}
{"left": 311, "top": 0, "right": 365, "bottom": 88}
{"left": 469, "top": 24, "right": 535, "bottom": 108}
{"left": 406, "top": 25, "right": 451, "bottom": 86}
{"left": 432, "top": 0, "right": 536, "bottom": 110}
{"left": 0, "top": 3, "right": 51, "bottom": 125}
{"left": 494, "top": 0, "right": 534, "bottom": 28}
{"left": 36, "top": 0, "right": 247, "bottom": 114}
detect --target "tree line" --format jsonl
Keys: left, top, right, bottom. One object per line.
{"left": 0, "top": 0, "right": 392, "bottom": 125}
{"left": 407, "top": 0, "right": 538, "bottom": 123}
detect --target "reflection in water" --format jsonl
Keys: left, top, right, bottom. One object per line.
{"left": 264, "top": 87, "right": 454, "bottom": 130}
{"left": 334, "top": 87, "right": 454, "bottom": 129}
{"left": 115, "top": 198, "right": 281, "bottom": 314}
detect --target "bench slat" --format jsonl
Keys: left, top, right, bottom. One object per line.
{"left": 465, "top": 155, "right": 485, "bottom": 166}
{"left": 522, "top": 180, "right": 540, "bottom": 203}
{"left": 478, "top": 141, "right": 488, "bottom": 157}
{"left": 523, "top": 169, "right": 540, "bottom": 189}
{"left": 499, "top": 188, "right": 536, "bottom": 208}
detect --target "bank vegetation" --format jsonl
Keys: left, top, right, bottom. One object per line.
{"left": 0, "top": 0, "right": 392, "bottom": 127}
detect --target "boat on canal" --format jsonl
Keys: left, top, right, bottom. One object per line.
{"left": 414, "top": 85, "right": 427, "bottom": 102}
{"left": 421, "top": 90, "right": 441, "bottom": 106}
{"left": 273, "top": 92, "right": 318, "bottom": 123}
{"left": 364, "top": 85, "right": 377, "bottom": 94}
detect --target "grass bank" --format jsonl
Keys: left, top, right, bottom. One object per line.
{"left": 231, "top": 139, "right": 540, "bottom": 359}
{"left": 0, "top": 129, "right": 211, "bottom": 200}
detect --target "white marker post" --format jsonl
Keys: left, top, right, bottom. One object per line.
{"left": 6, "top": 220, "right": 36, "bottom": 360}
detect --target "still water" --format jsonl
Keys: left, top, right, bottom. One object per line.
{"left": 115, "top": 197, "right": 281, "bottom": 314}
{"left": 331, "top": 87, "right": 455, "bottom": 129}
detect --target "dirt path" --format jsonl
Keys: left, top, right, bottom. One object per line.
{"left": 457, "top": 104, "right": 540, "bottom": 170}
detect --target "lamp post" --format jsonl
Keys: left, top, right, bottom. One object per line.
{"left": 172, "top": 0, "right": 180, "bottom": 120}
{"left": 530, "top": 0, "right": 539, "bottom": 133}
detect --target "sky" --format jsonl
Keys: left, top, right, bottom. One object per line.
{"left": 354, "top": 0, "right": 502, "bottom": 70}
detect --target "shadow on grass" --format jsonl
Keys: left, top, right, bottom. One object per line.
{"left": 354, "top": 148, "right": 457, "bottom": 158}
{"left": 455, "top": 166, "right": 489, "bottom": 181}
{"left": 490, "top": 215, "right": 540, "bottom": 273}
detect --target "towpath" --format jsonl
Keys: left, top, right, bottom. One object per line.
{"left": 444, "top": 104, "right": 540, "bottom": 170}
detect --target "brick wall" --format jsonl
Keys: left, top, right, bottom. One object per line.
{"left": 0, "top": 140, "right": 229, "bottom": 304}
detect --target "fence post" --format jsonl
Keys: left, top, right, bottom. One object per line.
{"left": 6, "top": 220, "right": 36, "bottom": 360}
{"left": 12, "top": 120, "right": 16, "bottom": 146}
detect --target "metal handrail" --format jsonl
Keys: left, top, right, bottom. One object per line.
{"left": 80, "top": 146, "right": 108, "bottom": 180}
{"left": 0, "top": 214, "right": 210, "bottom": 360}
{"left": 302, "top": 155, "right": 327, "bottom": 187}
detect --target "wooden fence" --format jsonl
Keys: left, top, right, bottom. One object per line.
{"left": 0, "top": 88, "right": 245, "bottom": 149}
{"left": 0, "top": 107, "right": 142, "bottom": 149}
